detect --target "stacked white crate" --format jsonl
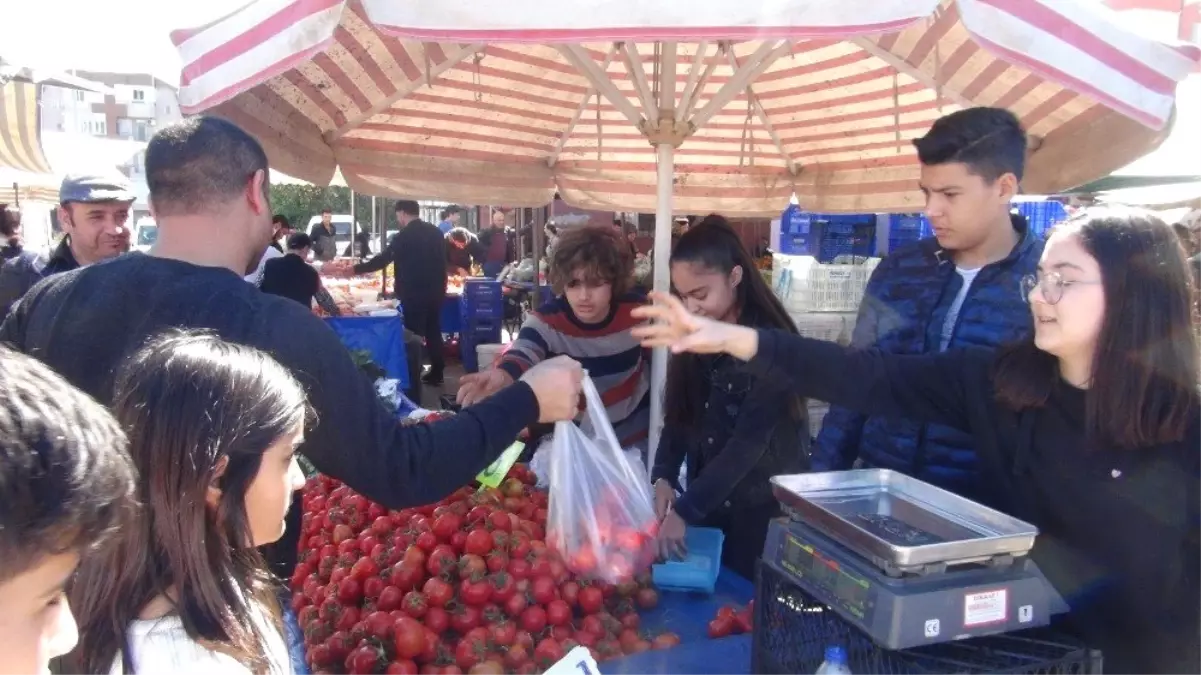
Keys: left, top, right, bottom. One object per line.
{"left": 772, "top": 253, "right": 879, "bottom": 436}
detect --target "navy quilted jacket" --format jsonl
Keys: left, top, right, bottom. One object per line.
{"left": 811, "top": 215, "right": 1043, "bottom": 502}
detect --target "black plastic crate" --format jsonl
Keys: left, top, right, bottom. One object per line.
{"left": 752, "top": 561, "right": 1102, "bottom": 674}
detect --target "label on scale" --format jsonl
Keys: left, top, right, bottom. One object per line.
{"left": 963, "top": 588, "right": 1008, "bottom": 627}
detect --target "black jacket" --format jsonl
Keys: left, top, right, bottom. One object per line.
{"left": 261, "top": 254, "right": 321, "bottom": 309}
{"left": 355, "top": 219, "right": 446, "bottom": 301}
{"left": 309, "top": 223, "right": 338, "bottom": 261}
{"left": 0, "top": 238, "right": 79, "bottom": 318}
{"left": 747, "top": 329, "right": 1199, "bottom": 675}
{"left": 0, "top": 253, "right": 540, "bottom": 525}
{"left": 652, "top": 314, "right": 810, "bottom": 523}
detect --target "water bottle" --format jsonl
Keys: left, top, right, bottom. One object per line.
{"left": 815, "top": 645, "right": 852, "bottom": 674}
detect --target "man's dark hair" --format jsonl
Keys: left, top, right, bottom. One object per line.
{"left": 912, "top": 107, "right": 1027, "bottom": 183}
{"left": 272, "top": 214, "right": 290, "bottom": 228}
{"left": 395, "top": 200, "right": 420, "bottom": 217}
{"left": 321, "top": 208, "right": 332, "bottom": 215}
{"left": 440, "top": 205, "right": 461, "bottom": 221}
{"left": 0, "top": 346, "right": 135, "bottom": 583}
{"left": 145, "top": 116, "right": 270, "bottom": 217}
{"left": 287, "top": 232, "right": 313, "bottom": 251}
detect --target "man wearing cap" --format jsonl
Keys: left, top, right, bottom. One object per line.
{"left": 0, "top": 172, "right": 133, "bottom": 317}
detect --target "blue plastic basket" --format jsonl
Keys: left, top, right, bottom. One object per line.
{"left": 652, "top": 526, "right": 725, "bottom": 594}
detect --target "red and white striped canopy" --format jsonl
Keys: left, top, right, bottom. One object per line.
{"left": 174, "top": 0, "right": 1199, "bottom": 214}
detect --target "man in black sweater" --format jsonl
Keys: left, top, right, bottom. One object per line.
{"left": 260, "top": 232, "right": 341, "bottom": 316}
{"left": 346, "top": 200, "right": 450, "bottom": 386}
{"left": 0, "top": 116, "right": 584, "bottom": 576}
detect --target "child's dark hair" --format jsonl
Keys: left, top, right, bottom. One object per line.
{"left": 664, "top": 214, "right": 804, "bottom": 426}
{"left": 71, "top": 330, "right": 309, "bottom": 673}
{"left": 0, "top": 346, "right": 135, "bottom": 583}
{"left": 548, "top": 225, "right": 633, "bottom": 297}
{"left": 913, "top": 107, "right": 1027, "bottom": 183}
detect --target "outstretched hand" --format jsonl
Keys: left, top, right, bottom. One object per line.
{"left": 630, "top": 292, "right": 760, "bottom": 360}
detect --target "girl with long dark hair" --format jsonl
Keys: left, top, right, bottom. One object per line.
{"left": 651, "top": 214, "right": 810, "bottom": 580}
{"left": 635, "top": 207, "right": 1199, "bottom": 674}
{"left": 70, "top": 331, "right": 308, "bottom": 674}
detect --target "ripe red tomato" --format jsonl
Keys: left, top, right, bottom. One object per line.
{"left": 489, "top": 620, "right": 517, "bottom": 648}
{"left": 393, "top": 617, "right": 426, "bottom": 660}
{"left": 707, "top": 614, "right": 735, "bottom": 639}
{"left": 533, "top": 638, "right": 565, "bottom": 669}
{"left": 371, "top": 516, "right": 394, "bottom": 537}
{"left": 652, "top": 632, "right": 681, "bottom": 650}
{"left": 432, "top": 513, "right": 462, "bottom": 542}
{"left": 378, "top": 585, "right": 405, "bottom": 612}
{"left": 503, "top": 592, "right": 527, "bottom": 618}
{"left": 486, "top": 551, "right": 508, "bottom": 574}
{"left": 332, "top": 524, "right": 354, "bottom": 544}
{"left": 324, "top": 630, "right": 354, "bottom": 663}
{"left": 426, "top": 545, "right": 458, "bottom": 578}
{"left": 518, "top": 606, "right": 547, "bottom": 634}
{"left": 487, "top": 511, "right": 511, "bottom": 532}
{"left": 402, "top": 546, "right": 427, "bottom": 570}
{"left": 423, "top": 577, "right": 454, "bottom": 608}
{"left": 636, "top": 587, "right": 659, "bottom": 610}
{"left": 389, "top": 562, "right": 424, "bottom": 592}
{"left": 424, "top": 606, "right": 450, "bottom": 634}
{"left": 347, "top": 645, "right": 384, "bottom": 674}
{"left": 458, "top": 554, "right": 487, "bottom": 581}
{"left": 415, "top": 531, "right": 438, "bottom": 553}
{"left": 559, "top": 581, "right": 580, "bottom": 607}
{"left": 363, "top": 610, "right": 395, "bottom": 641}
{"left": 309, "top": 643, "right": 333, "bottom": 669}
{"left": 454, "top": 635, "right": 488, "bottom": 671}
{"left": 508, "top": 558, "right": 531, "bottom": 580}
{"left": 503, "top": 644, "right": 529, "bottom": 670}
{"left": 359, "top": 533, "right": 382, "bottom": 556}
{"left": 386, "top": 660, "right": 419, "bottom": 674}
{"left": 336, "top": 578, "right": 363, "bottom": 605}
{"left": 464, "top": 529, "right": 493, "bottom": 556}
{"left": 450, "top": 604, "right": 481, "bottom": 634}
{"left": 545, "top": 599, "right": 571, "bottom": 627}
{"left": 577, "top": 585, "right": 604, "bottom": 614}
{"left": 450, "top": 530, "right": 468, "bottom": 553}
{"left": 580, "top": 614, "right": 605, "bottom": 638}
{"left": 403, "top": 590, "right": 429, "bottom": 618}
{"left": 459, "top": 578, "right": 492, "bottom": 607}
{"left": 530, "top": 576, "right": 557, "bottom": 605}
{"left": 363, "top": 576, "right": 386, "bottom": 601}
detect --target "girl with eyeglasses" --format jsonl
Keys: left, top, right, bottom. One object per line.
{"left": 633, "top": 207, "right": 1199, "bottom": 674}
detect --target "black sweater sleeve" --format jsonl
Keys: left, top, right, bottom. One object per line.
{"left": 746, "top": 329, "right": 984, "bottom": 434}
{"left": 265, "top": 302, "right": 540, "bottom": 508}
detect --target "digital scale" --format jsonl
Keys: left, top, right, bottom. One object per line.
{"left": 762, "top": 470, "right": 1067, "bottom": 650}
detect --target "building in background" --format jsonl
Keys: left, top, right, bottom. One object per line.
{"left": 38, "top": 71, "right": 181, "bottom": 219}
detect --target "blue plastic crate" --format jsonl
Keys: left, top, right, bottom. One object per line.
{"left": 652, "top": 526, "right": 725, "bottom": 593}
{"left": 1014, "top": 200, "right": 1067, "bottom": 237}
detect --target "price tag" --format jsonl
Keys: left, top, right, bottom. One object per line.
{"left": 543, "top": 646, "right": 601, "bottom": 675}
{"left": 475, "top": 441, "right": 525, "bottom": 488}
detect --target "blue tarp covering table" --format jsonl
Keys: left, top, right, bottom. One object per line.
{"left": 605, "top": 567, "right": 755, "bottom": 675}
{"left": 324, "top": 315, "right": 410, "bottom": 388}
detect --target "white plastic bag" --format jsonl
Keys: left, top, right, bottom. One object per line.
{"left": 547, "top": 375, "right": 658, "bottom": 583}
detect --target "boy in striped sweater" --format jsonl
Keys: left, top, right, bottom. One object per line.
{"left": 457, "top": 225, "right": 651, "bottom": 450}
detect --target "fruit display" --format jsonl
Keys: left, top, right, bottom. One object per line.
{"left": 292, "top": 463, "right": 678, "bottom": 674}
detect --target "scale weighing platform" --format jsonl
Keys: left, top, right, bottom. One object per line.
{"left": 763, "top": 470, "right": 1067, "bottom": 651}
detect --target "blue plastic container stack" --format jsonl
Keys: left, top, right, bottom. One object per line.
{"left": 887, "top": 213, "right": 931, "bottom": 252}
{"left": 1014, "top": 200, "right": 1068, "bottom": 237}
{"left": 459, "top": 279, "right": 504, "bottom": 372}
{"left": 651, "top": 526, "right": 725, "bottom": 594}
{"left": 779, "top": 205, "right": 876, "bottom": 262}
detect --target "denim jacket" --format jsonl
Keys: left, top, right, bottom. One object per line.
{"left": 652, "top": 324, "right": 810, "bottom": 523}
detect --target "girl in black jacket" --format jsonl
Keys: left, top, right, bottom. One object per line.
{"left": 635, "top": 207, "right": 1199, "bottom": 674}
{"left": 651, "top": 215, "right": 809, "bottom": 580}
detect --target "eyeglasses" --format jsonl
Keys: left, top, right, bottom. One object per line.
{"left": 1020, "top": 271, "right": 1101, "bottom": 305}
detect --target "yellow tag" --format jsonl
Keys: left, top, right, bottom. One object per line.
{"left": 475, "top": 441, "right": 525, "bottom": 488}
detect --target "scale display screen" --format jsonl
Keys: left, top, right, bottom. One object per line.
{"left": 779, "top": 532, "right": 871, "bottom": 617}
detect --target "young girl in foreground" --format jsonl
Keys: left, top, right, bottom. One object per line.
{"left": 651, "top": 215, "right": 810, "bottom": 580}
{"left": 71, "top": 332, "right": 308, "bottom": 674}
{"left": 634, "top": 208, "right": 1199, "bottom": 674}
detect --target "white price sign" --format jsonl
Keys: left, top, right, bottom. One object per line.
{"left": 543, "top": 646, "right": 601, "bottom": 675}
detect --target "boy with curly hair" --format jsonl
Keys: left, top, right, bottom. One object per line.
{"left": 457, "top": 224, "right": 650, "bottom": 449}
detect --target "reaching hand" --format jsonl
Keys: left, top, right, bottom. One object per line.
{"left": 653, "top": 479, "right": 676, "bottom": 521}
{"left": 518, "top": 355, "right": 584, "bottom": 423}
{"left": 456, "top": 368, "right": 514, "bottom": 406}
{"left": 631, "top": 292, "right": 760, "bottom": 360}
{"left": 657, "top": 511, "right": 688, "bottom": 561}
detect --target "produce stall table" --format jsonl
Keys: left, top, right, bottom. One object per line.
{"left": 324, "top": 315, "right": 410, "bottom": 388}
{"left": 605, "top": 568, "right": 754, "bottom": 675}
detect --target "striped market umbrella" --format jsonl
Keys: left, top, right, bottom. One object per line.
{"left": 173, "top": 0, "right": 1199, "bottom": 458}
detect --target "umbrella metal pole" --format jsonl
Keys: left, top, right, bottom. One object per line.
{"left": 648, "top": 141, "right": 673, "bottom": 472}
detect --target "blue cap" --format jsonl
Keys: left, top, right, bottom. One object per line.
{"left": 825, "top": 646, "right": 847, "bottom": 664}
{"left": 59, "top": 172, "right": 135, "bottom": 205}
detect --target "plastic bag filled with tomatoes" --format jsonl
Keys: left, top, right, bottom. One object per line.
{"left": 547, "top": 374, "right": 658, "bottom": 583}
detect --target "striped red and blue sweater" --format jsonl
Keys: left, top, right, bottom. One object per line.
{"left": 497, "top": 292, "right": 651, "bottom": 447}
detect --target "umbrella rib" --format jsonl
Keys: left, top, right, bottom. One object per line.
{"left": 725, "top": 49, "right": 797, "bottom": 176}
{"left": 548, "top": 44, "right": 620, "bottom": 168}
{"left": 689, "top": 40, "right": 791, "bottom": 131}
{"left": 851, "top": 37, "right": 972, "bottom": 108}
{"left": 557, "top": 44, "right": 645, "bottom": 127}
{"left": 675, "top": 41, "right": 709, "bottom": 123}
{"left": 678, "top": 42, "right": 720, "bottom": 124}
{"left": 659, "top": 41, "right": 678, "bottom": 116}
{"left": 622, "top": 42, "right": 658, "bottom": 120}
{"left": 326, "top": 42, "right": 486, "bottom": 142}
